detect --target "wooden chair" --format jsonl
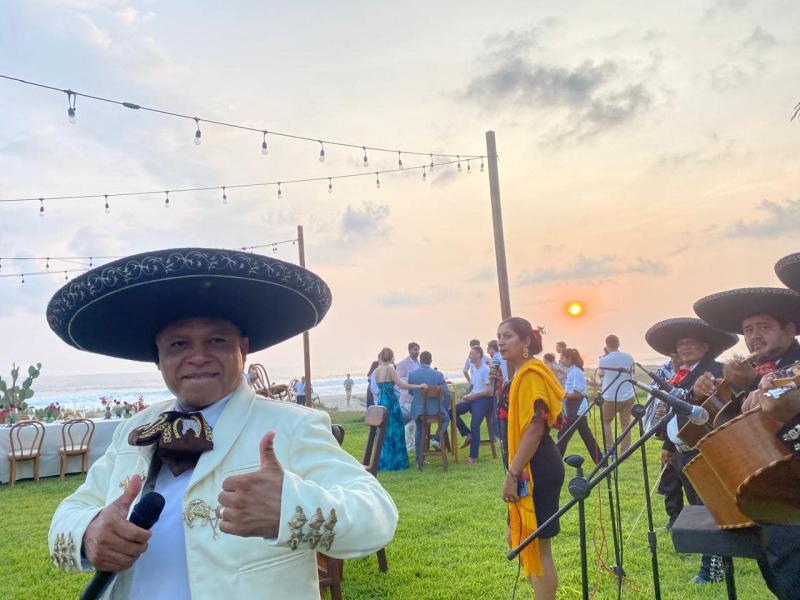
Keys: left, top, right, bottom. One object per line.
{"left": 478, "top": 401, "right": 498, "bottom": 459}
{"left": 417, "top": 386, "right": 448, "bottom": 471}
{"left": 361, "top": 405, "right": 389, "bottom": 572}
{"left": 250, "top": 363, "right": 291, "bottom": 401}
{"left": 7, "top": 420, "right": 45, "bottom": 486}
{"left": 317, "top": 424, "right": 347, "bottom": 600}
{"left": 59, "top": 418, "right": 96, "bottom": 479}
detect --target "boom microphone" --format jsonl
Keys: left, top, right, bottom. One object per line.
{"left": 635, "top": 362, "right": 674, "bottom": 392}
{"left": 80, "top": 492, "right": 166, "bottom": 600}
{"left": 627, "top": 380, "right": 709, "bottom": 425}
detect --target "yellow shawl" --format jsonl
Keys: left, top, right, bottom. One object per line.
{"left": 507, "top": 358, "right": 565, "bottom": 577}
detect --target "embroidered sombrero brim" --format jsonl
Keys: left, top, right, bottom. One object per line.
{"left": 776, "top": 253, "right": 800, "bottom": 294}
{"left": 47, "top": 248, "right": 332, "bottom": 362}
{"left": 645, "top": 317, "right": 738, "bottom": 358}
{"left": 693, "top": 287, "right": 800, "bottom": 334}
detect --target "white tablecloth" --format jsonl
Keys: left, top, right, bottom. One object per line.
{"left": 1, "top": 418, "right": 123, "bottom": 484}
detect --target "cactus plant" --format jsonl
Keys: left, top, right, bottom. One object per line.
{"left": 0, "top": 362, "right": 42, "bottom": 412}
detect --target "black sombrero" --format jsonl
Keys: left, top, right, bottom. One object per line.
{"left": 47, "top": 247, "right": 332, "bottom": 362}
{"left": 693, "top": 287, "right": 800, "bottom": 334}
{"left": 776, "top": 252, "right": 800, "bottom": 293}
{"left": 645, "top": 317, "right": 738, "bottom": 358}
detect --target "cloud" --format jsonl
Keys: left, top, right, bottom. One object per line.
{"left": 709, "top": 26, "right": 781, "bottom": 91}
{"left": 515, "top": 254, "right": 668, "bottom": 286}
{"left": 340, "top": 202, "right": 390, "bottom": 241}
{"left": 463, "top": 29, "right": 655, "bottom": 142}
{"left": 728, "top": 199, "right": 800, "bottom": 237}
{"left": 82, "top": 16, "right": 112, "bottom": 47}
{"left": 743, "top": 26, "right": 778, "bottom": 50}
{"left": 656, "top": 133, "right": 742, "bottom": 168}
{"left": 468, "top": 266, "right": 496, "bottom": 283}
{"left": 703, "top": 0, "right": 748, "bottom": 21}
{"left": 375, "top": 287, "right": 449, "bottom": 307}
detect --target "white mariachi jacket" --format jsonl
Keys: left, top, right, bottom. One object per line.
{"left": 48, "top": 381, "right": 398, "bottom": 599}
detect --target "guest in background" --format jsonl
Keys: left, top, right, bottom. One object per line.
{"left": 597, "top": 335, "right": 636, "bottom": 452}
{"left": 343, "top": 373, "right": 354, "bottom": 406}
{"left": 487, "top": 339, "right": 509, "bottom": 383}
{"left": 293, "top": 377, "right": 306, "bottom": 406}
{"left": 366, "top": 359, "right": 379, "bottom": 407}
{"left": 408, "top": 351, "right": 451, "bottom": 465}
{"left": 463, "top": 338, "right": 491, "bottom": 391}
{"left": 456, "top": 346, "right": 494, "bottom": 464}
{"left": 555, "top": 348, "right": 602, "bottom": 463}
{"left": 543, "top": 352, "right": 567, "bottom": 385}
{"left": 373, "top": 347, "right": 427, "bottom": 471}
{"left": 498, "top": 317, "right": 565, "bottom": 599}
{"left": 396, "top": 342, "right": 422, "bottom": 452}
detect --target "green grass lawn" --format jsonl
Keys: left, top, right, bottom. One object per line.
{"left": 0, "top": 409, "right": 773, "bottom": 599}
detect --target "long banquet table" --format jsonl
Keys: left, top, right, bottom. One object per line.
{"left": 1, "top": 418, "right": 123, "bottom": 484}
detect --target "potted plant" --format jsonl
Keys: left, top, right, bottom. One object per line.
{"left": 0, "top": 362, "right": 42, "bottom": 420}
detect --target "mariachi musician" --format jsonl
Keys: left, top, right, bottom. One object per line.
{"left": 693, "top": 275, "right": 800, "bottom": 600}
{"left": 644, "top": 317, "right": 738, "bottom": 585}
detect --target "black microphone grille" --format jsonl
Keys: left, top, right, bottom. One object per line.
{"left": 130, "top": 492, "right": 166, "bottom": 530}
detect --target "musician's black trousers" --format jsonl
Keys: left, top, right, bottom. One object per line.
{"left": 657, "top": 463, "right": 684, "bottom": 527}
{"left": 556, "top": 397, "right": 602, "bottom": 464}
{"left": 758, "top": 524, "right": 800, "bottom": 600}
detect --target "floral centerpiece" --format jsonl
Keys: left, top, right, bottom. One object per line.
{"left": 135, "top": 395, "right": 147, "bottom": 413}
{"left": 45, "top": 402, "right": 61, "bottom": 422}
{"left": 0, "top": 404, "right": 17, "bottom": 425}
{"left": 113, "top": 399, "right": 124, "bottom": 418}
{"left": 100, "top": 396, "right": 113, "bottom": 419}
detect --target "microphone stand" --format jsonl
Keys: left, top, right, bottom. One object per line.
{"left": 634, "top": 402, "right": 662, "bottom": 600}
{"left": 508, "top": 406, "right": 674, "bottom": 598}
{"left": 565, "top": 454, "right": 590, "bottom": 600}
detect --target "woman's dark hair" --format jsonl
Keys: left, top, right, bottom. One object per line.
{"left": 542, "top": 352, "right": 555, "bottom": 362}
{"left": 498, "top": 316, "right": 543, "bottom": 356}
{"left": 378, "top": 347, "right": 394, "bottom": 363}
{"left": 561, "top": 348, "right": 584, "bottom": 370}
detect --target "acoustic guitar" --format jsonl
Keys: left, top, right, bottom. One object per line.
{"left": 683, "top": 451, "right": 754, "bottom": 529}
{"left": 694, "top": 372, "right": 800, "bottom": 525}
{"left": 677, "top": 352, "right": 760, "bottom": 449}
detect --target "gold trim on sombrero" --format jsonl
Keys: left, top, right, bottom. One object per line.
{"left": 693, "top": 287, "right": 800, "bottom": 334}
{"left": 776, "top": 252, "right": 800, "bottom": 293}
{"left": 645, "top": 317, "right": 738, "bottom": 358}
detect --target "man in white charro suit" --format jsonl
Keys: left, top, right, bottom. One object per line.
{"left": 46, "top": 248, "right": 398, "bottom": 599}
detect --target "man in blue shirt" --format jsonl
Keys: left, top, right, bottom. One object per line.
{"left": 408, "top": 351, "right": 451, "bottom": 466}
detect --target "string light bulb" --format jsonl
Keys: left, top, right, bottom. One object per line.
{"left": 328, "top": 178, "right": 333, "bottom": 194}
{"left": 467, "top": 160, "right": 472, "bottom": 174}
{"left": 362, "top": 146, "right": 369, "bottom": 167}
{"left": 261, "top": 131, "right": 268, "bottom": 155}
{"left": 480, "top": 157, "right": 485, "bottom": 172}
{"left": 319, "top": 141, "right": 326, "bottom": 162}
{"left": 164, "top": 191, "right": 170, "bottom": 209}
{"left": 397, "top": 151, "right": 403, "bottom": 169}
{"left": 45, "top": 257, "right": 50, "bottom": 270}
{"left": 66, "top": 90, "right": 77, "bottom": 124}
{"left": 20, "top": 274, "right": 24, "bottom": 286}
{"left": 375, "top": 172, "right": 381, "bottom": 189}
{"left": 222, "top": 187, "right": 228, "bottom": 204}
{"left": 457, "top": 156, "right": 462, "bottom": 173}
{"left": 272, "top": 244, "right": 278, "bottom": 254}
{"left": 64, "top": 271, "right": 69, "bottom": 281}
{"left": 429, "top": 153, "right": 434, "bottom": 169}
{"left": 277, "top": 182, "right": 282, "bottom": 199}
{"left": 422, "top": 166, "right": 427, "bottom": 181}
{"left": 89, "top": 257, "right": 93, "bottom": 267}
{"left": 39, "top": 198, "right": 44, "bottom": 217}
{"left": 194, "top": 118, "right": 202, "bottom": 145}
{"left": 104, "top": 195, "right": 110, "bottom": 214}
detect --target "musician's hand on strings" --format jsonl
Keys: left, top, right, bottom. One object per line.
{"left": 723, "top": 359, "right": 756, "bottom": 392}
{"left": 746, "top": 382, "right": 800, "bottom": 424}
{"left": 692, "top": 371, "right": 717, "bottom": 400}
{"left": 741, "top": 390, "right": 761, "bottom": 413}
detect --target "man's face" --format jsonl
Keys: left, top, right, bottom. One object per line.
{"left": 409, "top": 345, "right": 420, "bottom": 360}
{"left": 556, "top": 343, "right": 566, "bottom": 354}
{"left": 742, "top": 314, "right": 796, "bottom": 360}
{"left": 675, "top": 337, "right": 709, "bottom": 366}
{"left": 468, "top": 348, "right": 481, "bottom": 365}
{"left": 156, "top": 317, "right": 248, "bottom": 410}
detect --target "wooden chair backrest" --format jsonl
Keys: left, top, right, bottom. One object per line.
{"left": 9, "top": 420, "right": 45, "bottom": 456}
{"left": 421, "top": 385, "right": 444, "bottom": 416}
{"left": 362, "top": 405, "right": 387, "bottom": 476}
{"left": 61, "top": 418, "right": 95, "bottom": 452}
{"left": 248, "top": 363, "right": 271, "bottom": 392}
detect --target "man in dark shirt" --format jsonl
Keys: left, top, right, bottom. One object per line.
{"left": 694, "top": 285, "right": 800, "bottom": 600}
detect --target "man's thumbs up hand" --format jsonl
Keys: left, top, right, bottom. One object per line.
{"left": 218, "top": 431, "right": 284, "bottom": 538}
{"left": 82, "top": 474, "right": 152, "bottom": 572}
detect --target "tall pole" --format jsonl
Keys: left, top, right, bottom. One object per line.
{"left": 297, "top": 225, "right": 313, "bottom": 405}
{"left": 486, "top": 131, "right": 512, "bottom": 320}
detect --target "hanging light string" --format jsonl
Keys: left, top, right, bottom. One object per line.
{"left": 0, "top": 74, "right": 484, "bottom": 160}
{"left": 0, "top": 158, "right": 477, "bottom": 206}
{"left": 0, "top": 237, "right": 299, "bottom": 281}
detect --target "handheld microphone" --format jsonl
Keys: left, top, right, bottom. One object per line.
{"left": 635, "top": 362, "right": 674, "bottom": 391}
{"left": 627, "top": 380, "right": 708, "bottom": 425}
{"left": 80, "top": 492, "right": 166, "bottom": 600}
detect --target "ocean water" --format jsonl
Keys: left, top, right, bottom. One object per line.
{"left": 24, "top": 368, "right": 468, "bottom": 412}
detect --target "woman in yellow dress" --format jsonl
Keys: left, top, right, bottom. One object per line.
{"left": 497, "top": 317, "right": 565, "bottom": 599}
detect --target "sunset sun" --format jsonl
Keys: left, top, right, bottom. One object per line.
{"left": 566, "top": 301, "right": 584, "bottom": 317}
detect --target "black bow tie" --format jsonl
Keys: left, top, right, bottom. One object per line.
{"left": 128, "top": 411, "right": 214, "bottom": 476}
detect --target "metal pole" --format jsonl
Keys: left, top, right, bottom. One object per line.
{"left": 297, "top": 225, "right": 313, "bottom": 405}
{"left": 485, "top": 131, "right": 511, "bottom": 320}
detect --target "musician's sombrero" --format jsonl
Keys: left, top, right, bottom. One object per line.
{"left": 693, "top": 287, "right": 800, "bottom": 334}
{"left": 47, "top": 247, "right": 332, "bottom": 362}
{"left": 775, "top": 252, "right": 800, "bottom": 294}
{"left": 645, "top": 317, "right": 738, "bottom": 358}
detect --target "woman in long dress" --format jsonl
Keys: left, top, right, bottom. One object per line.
{"left": 497, "top": 317, "right": 565, "bottom": 600}
{"left": 374, "top": 347, "right": 427, "bottom": 471}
